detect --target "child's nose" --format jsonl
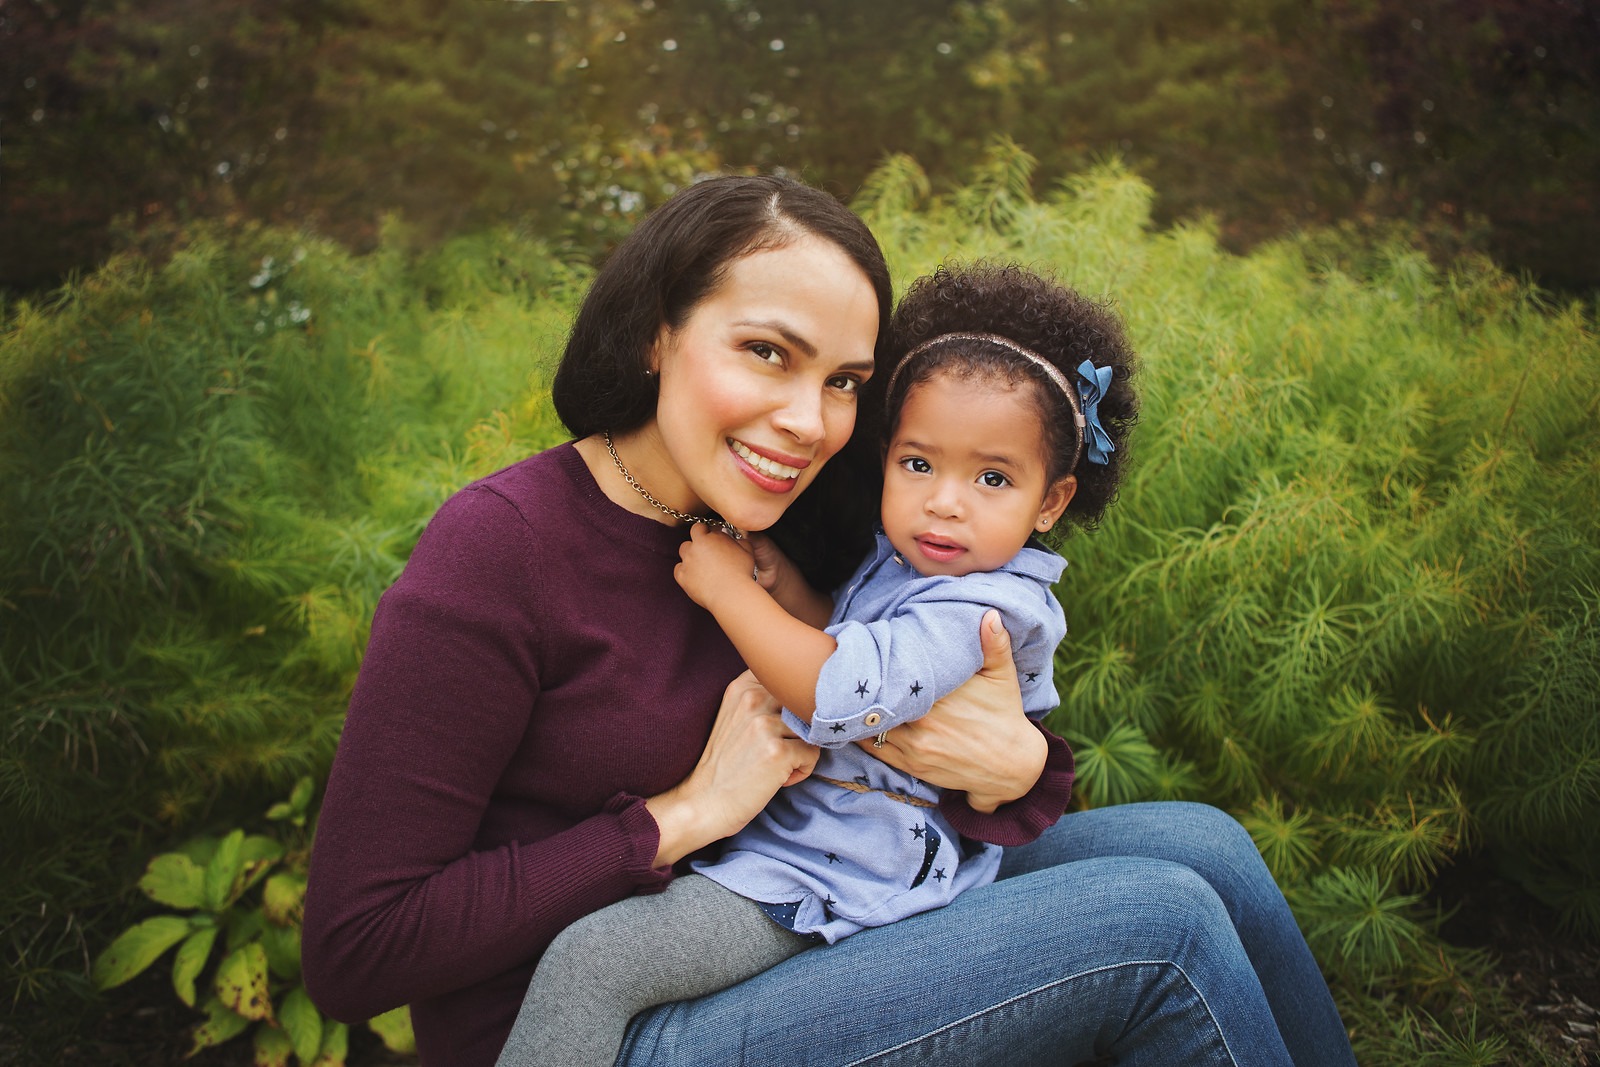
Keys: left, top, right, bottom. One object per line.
{"left": 925, "top": 480, "right": 964, "bottom": 518}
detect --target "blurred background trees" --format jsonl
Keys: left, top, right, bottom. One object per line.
{"left": 6, "top": 0, "right": 1598, "bottom": 294}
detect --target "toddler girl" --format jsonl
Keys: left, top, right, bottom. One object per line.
{"left": 496, "top": 262, "right": 1137, "bottom": 1066}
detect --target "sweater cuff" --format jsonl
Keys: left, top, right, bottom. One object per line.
{"left": 604, "top": 793, "right": 675, "bottom": 894}
{"left": 938, "top": 722, "right": 1074, "bottom": 847}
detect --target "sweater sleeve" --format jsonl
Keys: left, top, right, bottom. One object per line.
{"left": 301, "top": 487, "right": 669, "bottom": 1025}
{"left": 938, "top": 719, "right": 1075, "bottom": 847}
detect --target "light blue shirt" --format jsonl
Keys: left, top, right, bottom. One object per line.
{"left": 693, "top": 531, "right": 1067, "bottom": 942}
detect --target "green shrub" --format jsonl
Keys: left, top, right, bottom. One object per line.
{"left": 5, "top": 147, "right": 1595, "bottom": 1061}
{"left": 91, "top": 778, "right": 415, "bottom": 1064}
{"left": 0, "top": 221, "right": 570, "bottom": 1042}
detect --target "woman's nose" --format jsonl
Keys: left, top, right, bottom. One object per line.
{"left": 772, "top": 385, "right": 825, "bottom": 445}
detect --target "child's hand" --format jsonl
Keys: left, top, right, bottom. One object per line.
{"left": 748, "top": 532, "right": 796, "bottom": 596}
{"left": 675, "top": 523, "right": 757, "bottom": 612}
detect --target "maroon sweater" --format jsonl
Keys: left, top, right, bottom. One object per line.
{"left": 301, "top": 443, "right": 1076, "bottom": 1067}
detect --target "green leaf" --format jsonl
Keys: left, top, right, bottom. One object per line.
{"left": 240, "top": 834, "right": 287, "bottom": 866}
{"left": 189, "top": 996, "right": 251, "bottom": 1055}
{"left": 215, "top": 942, "right": 274, "bottom": 1022}
{"left": 259, "top": 921, "right": 302, "bottom": 981}
{"left": 92, "top": 915, "right": 191, "bottom": 990}
{"left": 204, "top": 829, "right": 246, "bottom": 911}
{"left": 178, "top": 835, "right": 221, "bottom": 867}
{"left": 279, "top": 985, "right": 323, "bottom": 1064}
{"left": 253, "top": 1023, "right": 294, "bottom": 1067}
{"left": 262, "top": 872, "right": 308, "bottom": 927}
{"left": 367, "top": 1005, "right": 415, "bottom": 1054}
{"left": 225, "top": 907, "right": 265, "bottom": 953}
{"left": 139, "top": 853, "right": 205, "bottom": 910}
{"left": 172, "top": 926, "right": 219, "bottom": 1007}
{"left": 311, "top": 1021, "right": 348, "bottom": 1067}
{"left": 289, "top": 776, "right": 315, "bottom": 813}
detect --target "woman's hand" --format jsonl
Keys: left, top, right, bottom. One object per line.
{"left": 646, "top": 671, "right": 819, "bottom": 868}
{"left": 865, "top": 610, "right": 1047, "bottom": 813}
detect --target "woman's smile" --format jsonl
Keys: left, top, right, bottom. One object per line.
{"left": 728, "top": 438, "right": 808, "bottom": 487}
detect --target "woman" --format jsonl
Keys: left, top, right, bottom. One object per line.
{"left": 301, "top": 175, "right": 1355, "bottom": 1066}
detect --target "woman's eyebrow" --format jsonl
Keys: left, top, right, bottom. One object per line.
{"left": 736, "top": 319, "right": 875, "bottom": 373}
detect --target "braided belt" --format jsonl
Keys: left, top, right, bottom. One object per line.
{"left": 811, "top": 774, "right": 937, "bottom": 809}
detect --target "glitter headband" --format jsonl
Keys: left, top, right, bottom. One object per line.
{"left": 885, "top": 332, "right": 1115, "bottom": 467}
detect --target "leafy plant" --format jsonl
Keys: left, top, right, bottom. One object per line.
{"left": 91, "top": 779, "right": 414, "bottom": 1063}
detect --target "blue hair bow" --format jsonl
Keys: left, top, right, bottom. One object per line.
{"left": 1075, "top": 360, "right": 1115, "bottom": 466}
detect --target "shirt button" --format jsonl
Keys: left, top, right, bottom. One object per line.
{"left": 863, "top": 712, "right": 883, "bottom": 727}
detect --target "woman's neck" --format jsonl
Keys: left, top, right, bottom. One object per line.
{"left": 572, "top": 428, "right": 703, "bottom": 527}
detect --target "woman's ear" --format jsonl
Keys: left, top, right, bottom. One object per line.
{"left": 1035, "top": 475, "right": 1077, "bottom": 532}
{"left": 647, "top": 321, "right": 676, "bottom": 376}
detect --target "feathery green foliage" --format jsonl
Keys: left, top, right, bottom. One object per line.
{"left": 0, "top": 224, "right": 570, "bottom": 1043}
{"left": 4, "top": 145, "right": 1595, "bottom": 1061}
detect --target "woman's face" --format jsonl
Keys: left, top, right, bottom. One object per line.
{"left": 627, "top": 235, "right": 880, "bottom": 533}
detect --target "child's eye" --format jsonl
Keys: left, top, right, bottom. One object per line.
{"left": 749, "top": 342, "right": 783, "bottom": 365}
{"left": 979, "top": 470, "right": 1010, "bottom": 488}
{"left": 899, "top": 457, "right": 932, "bottom": 474}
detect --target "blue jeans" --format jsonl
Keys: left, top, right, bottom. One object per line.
{"left": 617, "top": 803, "right": 1354, "bottom": 1067}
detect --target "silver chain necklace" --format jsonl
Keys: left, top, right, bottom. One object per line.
{"left": 602, "top": 431, "right": 743, "bottom": 539}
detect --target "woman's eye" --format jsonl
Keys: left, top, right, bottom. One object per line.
{"left": 827, "top": 374, "right": 860, "bottom": 394}
{"left": 749, "top": 342, "right": 783, "bottom": 365}
{"left": 900, "top": 457, "right": 932, "bottom": 474}
{"left": 980, "top": 471, "right": 1010, "bottom": 488}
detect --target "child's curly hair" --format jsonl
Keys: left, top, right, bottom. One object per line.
{"left": 887, "top": 262, "right": 1138, "bottom": 534}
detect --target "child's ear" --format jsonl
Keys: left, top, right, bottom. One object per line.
{"left": 1035, "top": 475, "right": 1077, "bottom": 532}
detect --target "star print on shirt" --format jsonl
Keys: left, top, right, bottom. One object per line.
{"left": 909, "top": 823, "right": 926, "bottom": 839}
{"left": 933, "top": 868, "right": 947, "bottom": 882}
{"left": 824, "top": 852, "right": 840, "bottom": 864}
{"left": 909, "top": 681, "right": 922, "bottom": 696}
{"left": 855, "top": 680, "right": 870, "bottom": 697}
{"left": 1025, "top": 671, "right": 1039, "bottom": 682}
{"left": 829, "top": 723, "right": 846, "bottom": 733}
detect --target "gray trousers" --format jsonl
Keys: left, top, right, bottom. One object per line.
{"left": 495, "top": 874, "right": 811, "bottom": 1067}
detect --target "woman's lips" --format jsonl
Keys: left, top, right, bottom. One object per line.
{"left": 728, "top": 438, "right": 805, "bottom": 492}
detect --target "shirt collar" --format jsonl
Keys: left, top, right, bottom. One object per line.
{"left": 870, "top": 529, "right": 1067, "bottom": 583}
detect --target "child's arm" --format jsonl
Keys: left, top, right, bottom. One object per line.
{"left": 810, "top": 571, "right": 1057, "bottom": 746}
{"left": 748, "top": 532, "right": 834, "bottom": 630}
{"left": 675, "top": 525, "right": 834, "bottom": 721}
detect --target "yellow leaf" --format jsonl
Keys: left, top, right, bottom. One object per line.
{"left": 215, "top": 943, "right": 274, "bottom": 1022}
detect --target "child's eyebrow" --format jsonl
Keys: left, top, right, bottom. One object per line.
{"left": 893, "top": 438, "right": 940, "bottom": 454}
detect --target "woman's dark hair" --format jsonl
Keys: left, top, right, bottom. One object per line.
{"left": 888, "top": 263, "right": 1139, "bottom": 537}
{"left": 553, "top": 175, "right": 896, "bottom": 588}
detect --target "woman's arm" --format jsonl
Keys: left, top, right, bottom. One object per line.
{"left": 300, "top": 490, "right": 817, "bottom": 1024}
{"left": 643, "top": 671, "right": 819, "bottom": 868}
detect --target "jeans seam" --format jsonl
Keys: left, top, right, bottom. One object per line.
{"left": 842, "top": 959, "right": 1240, "bottom": 1067}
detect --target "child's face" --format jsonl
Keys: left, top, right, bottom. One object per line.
{"left": 881, "top": 372, "right": 1075, "bottom": 578}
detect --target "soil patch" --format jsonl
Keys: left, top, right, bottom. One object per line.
{"left": 1433, "top": 857, "right": 1600, "bottom": 1065}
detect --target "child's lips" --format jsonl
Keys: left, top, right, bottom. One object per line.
{"left": 915, "top": 535, "right": 966, "bottom": 562}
